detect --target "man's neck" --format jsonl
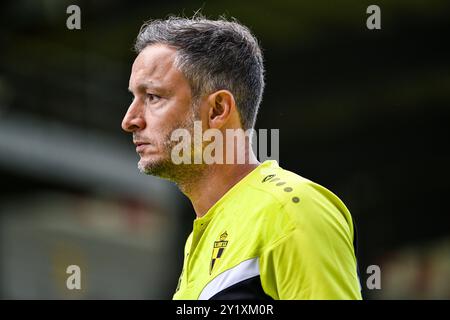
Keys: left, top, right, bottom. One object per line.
{"left": 179, "top": 160, "right": 260, "bottom": 218}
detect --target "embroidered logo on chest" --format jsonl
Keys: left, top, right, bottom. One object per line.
{"left": 210, "top": 231, "right": 228, "bottom": 275}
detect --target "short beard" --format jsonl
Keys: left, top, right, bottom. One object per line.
{"left": 137, "top": 106, "right": 209, "bottom": 191}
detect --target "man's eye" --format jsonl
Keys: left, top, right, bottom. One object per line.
{"left": 146, "top": 93, "right": 161, "bottom": 103}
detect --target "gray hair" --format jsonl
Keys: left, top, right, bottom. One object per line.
{"left": 134, "top": 15, "right": 265, "bottom": 130}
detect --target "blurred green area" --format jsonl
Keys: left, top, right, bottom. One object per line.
{"left": 0, "top": 0, "right": 449, "bottom": 299}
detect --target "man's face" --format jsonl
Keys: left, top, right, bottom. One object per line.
{"left": 122, "top": 44, "right": 197, "bottom": 179}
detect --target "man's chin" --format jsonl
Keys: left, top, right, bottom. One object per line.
{"left": 138, "top": 158, "right": 175, "bottom": 178}
{"left": 137, "top": 156, "right": 207, "bottom": 185}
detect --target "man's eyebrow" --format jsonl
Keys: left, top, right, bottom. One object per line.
{"left": 128, "top": 82, "right": 163, "bottom": 93}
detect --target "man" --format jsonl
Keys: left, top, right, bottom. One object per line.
{"left": 122, "top": 16, "right": 362, "bottom": 300}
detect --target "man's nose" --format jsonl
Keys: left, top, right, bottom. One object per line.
{"left": 121, "top": 102, "right": 146, "bottom": 133}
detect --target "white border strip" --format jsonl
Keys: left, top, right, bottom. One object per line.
{"left": 198, "top": 258, "right": 260, "bottom": 300}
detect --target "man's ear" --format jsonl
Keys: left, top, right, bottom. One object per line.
{"left": 207, "top": 90, "right": 236, "bottom": 129}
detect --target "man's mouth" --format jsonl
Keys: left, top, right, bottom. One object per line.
{"left": 134, "top": 141, "right": 151, "bottom": 152}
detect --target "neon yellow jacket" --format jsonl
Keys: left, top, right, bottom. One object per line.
{"left": 173, "top": 160, "right": 362, "bottom": 300}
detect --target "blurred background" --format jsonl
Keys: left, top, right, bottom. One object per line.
{"left": 0, "top": 0, "right": 449, "bottom": 299}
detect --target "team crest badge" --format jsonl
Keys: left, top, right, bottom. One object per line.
{"left": 210, "top": 231, "right": 228, "bottom": 275}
